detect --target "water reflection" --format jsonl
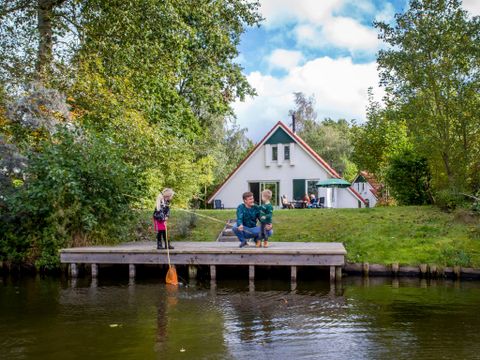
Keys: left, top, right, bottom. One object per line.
{"left": 1, "top": 276, "right": 480, "bottom": 359}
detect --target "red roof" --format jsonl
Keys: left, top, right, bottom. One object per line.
{"left": 208, "top": 121, "right": 366, "bottom": 204}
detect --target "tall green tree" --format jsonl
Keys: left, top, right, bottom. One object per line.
{"left": 0, "top": 0, "right": 262, "bottom": 267}
{"left": 375, "top": 0, "right": 480, "bottom": 192}
{"left": 350, "top": 89, "right": 412, "bottom": 176}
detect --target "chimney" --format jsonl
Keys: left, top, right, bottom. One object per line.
{"left": 292, "top": 114, "right": 296, "bottom": 133}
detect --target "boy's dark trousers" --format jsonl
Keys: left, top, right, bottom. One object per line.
{"left": 261, "top": 223, "right": 269, "bottom": 241}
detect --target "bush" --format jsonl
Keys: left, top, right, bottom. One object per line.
{"left": 435, "top": 189, "right": 467, "bottom": 212}
{"left": 385, "top": 150, "right": 433, "bottom": 205}
{"left": 0, "top": 128, "right": 141, "bottom": 269}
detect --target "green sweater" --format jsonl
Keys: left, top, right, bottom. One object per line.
{"left": 259, "top": 203, "right": 273, "bottom": 224}
{"left": 236, "top": 204, "right": 259, "bottom": 228}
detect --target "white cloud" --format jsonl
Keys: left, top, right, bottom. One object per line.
{"left": 375, "top": 2, "right": 396, "bottom": 23}
{"left": 322, "top": 17, "right": 380, "bottom": 51}
{"left": 260, "top": 0, "right": 343, "bottom": 28}
{"left": 463, "top": 0, "right": 480, "bottom": 15}
{"left": 233, "top": 56, "right": 384, "bottom": 140}
{"left": 293, "top": 17, "right": 380, "bottom": 52}
{"left": 267, "top": 49, "right": 304, "bottom": 71}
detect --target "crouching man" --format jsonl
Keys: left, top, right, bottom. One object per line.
{"left": 233, "top": 191, "right": 272, "bottom": 248}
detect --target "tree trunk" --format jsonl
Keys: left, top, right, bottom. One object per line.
{"left": 36, "top": 0, "right": 64, "bottom": 81}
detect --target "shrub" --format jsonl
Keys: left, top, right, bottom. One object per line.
{"left": 385, "top": 150, "right": 433, "bottom": 205}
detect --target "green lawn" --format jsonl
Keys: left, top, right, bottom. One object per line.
{"left": 140, "top": 206, "right": 480, "bottom": 267}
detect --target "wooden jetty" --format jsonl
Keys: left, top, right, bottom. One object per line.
{"left": 60, "top": 241, "right": 346, "bottom": 282}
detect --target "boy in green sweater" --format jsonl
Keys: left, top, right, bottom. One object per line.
{"left": 258, "top": 189, "right": 273, "bottom": 248}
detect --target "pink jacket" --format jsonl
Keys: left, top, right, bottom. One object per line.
{"left": 153, "top": 218, "right": 167, "bottom": 231}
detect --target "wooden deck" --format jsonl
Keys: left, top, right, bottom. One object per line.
{"left": 60, "top": 241, "right": 346, "bottom": 281}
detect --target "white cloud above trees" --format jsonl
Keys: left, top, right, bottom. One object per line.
{"left": 234, "top": 56, "right": 383, "bottom": 140}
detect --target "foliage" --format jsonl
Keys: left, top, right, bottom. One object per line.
{"left": 0, "top": 1, "right": 262, "bottom": 268}
{"left": 0, "top": 128, "right": 141, "bottom": 269}
{"left": 375, "top": 0, "right": 480, "bottom": 192}
{"left": 385, "top": 150, "right": 433, "bottom": 205}
{"left": 350, "top": 89, "right": 412, "bottom": 177}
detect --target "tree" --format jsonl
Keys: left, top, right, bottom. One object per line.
{"left": 288, "top": 92, "right": 317, "bottom": 133}
{"left": 288, "top": 92, "right": 356, "bottom": 176}
{"left": 375, "top": 0, "right": 480, "bottom": 192}
{"left": 350, "top": 89, "right": 412, "bottom": 176}
{"left": 0, "top": 1, "right": 262, "bottom": 267}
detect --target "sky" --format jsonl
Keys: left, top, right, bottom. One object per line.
{"left": 232, "top": 0, "right": 480, "bottom": 141}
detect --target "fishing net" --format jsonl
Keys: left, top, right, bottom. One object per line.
{"left": 166, "top": 265, "right": 178, "bottom": 285}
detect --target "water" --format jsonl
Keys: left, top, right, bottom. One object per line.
{"left": 1, "top": 275, "right": 480, "bottom": 359}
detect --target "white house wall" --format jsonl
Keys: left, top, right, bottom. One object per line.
{"left": 337, "top": 189, "right": 363, "bottom": 208}
{"left": 213, "top": 140, "right": 362, "bottom": 209}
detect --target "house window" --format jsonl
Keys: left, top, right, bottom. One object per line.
{"left": 284, "top": 145, "right": 290, "bottom": 160}
{"left": 272, "top": 146, "right": 278, "bottom": 161}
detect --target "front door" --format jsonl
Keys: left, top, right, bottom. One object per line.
{"left": 249, "top": 181, "right": 279, "bottom": 206}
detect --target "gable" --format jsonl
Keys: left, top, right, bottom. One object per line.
{"left": 265, "top": 127, "right": 295, "bottom": 144}
{"left": 354, "top": 175, "right": 367, "bottom": 183}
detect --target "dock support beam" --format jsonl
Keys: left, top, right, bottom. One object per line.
{"left": 129, "top": 264, "right": 136, "bottom": 279}
{"left": 249, "top": 265, "right": 255, "bottom": 281}
{"left": 210, "top": 265, "right": 216, "bottom": 281}
{"left": 291, "top": 266, "right": 297, "bottom": 282}
{"left": 329, "top": 266, "right": 335, "bottom": 281}
{"left": 188, "top": 265, "right": 198, "bottom": 280}
{"left": 335, "top": 266, "right": 342, "bottom": 280}
{"left": 91, "top": 264, "right": 98, "bottom": 278}
{"left": 70, "top": 263, "right": 78, "bottom": 278}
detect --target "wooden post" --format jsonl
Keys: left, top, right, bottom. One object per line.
{"left": 419, "top": 264, "right": 427, "bottom": 277}
{"left": 188, "top": 265, "right": 198, "bottom": 280}
{"left": 453, "top": 266, "right": 461, "bottom": 279}
{"left": 70, "top": 263, "right": 78, "bottom": 278}
{"left": 335, "top": 266, "right": 342, "bottom": 280}
{"left": 129, "top": 264, "right": 136, "bottom": 279}
{"left": 91, "top": 264, "right": 98, "bottom": 278}
{"left": 329, "top": 266, "right": 335, "bottom": 281}
{"left": 362, "top": 262, "right": 369, "bottom": 276}
{"left": 391, "top": 262, "right": 399, "bottom": 276}
{"left": 291, "top": 266, "right": 297, "bottom": 283}
{"left": 210, "top": 265, "right": 216, "bottom": 281}
{"left": 249, "top": 265, "right": 255, "bottom": 281}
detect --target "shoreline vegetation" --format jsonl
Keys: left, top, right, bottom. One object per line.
{"left": 156, "top": 206, "right": 480, "bottom": 268}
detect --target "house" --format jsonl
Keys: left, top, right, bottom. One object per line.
{"left": 208, "top": 121, "right": 366, "bottom": 209}
{"left": 351, "top": 171, "right": 383, "bottom": 207}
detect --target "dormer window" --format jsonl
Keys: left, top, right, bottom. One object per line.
{"left": 272, "top": 146, "right": 278, "bottom": 161}
{"left": 284, "top": 145, "right": 290, "bottom": 160}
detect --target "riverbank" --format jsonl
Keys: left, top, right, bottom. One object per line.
{"left": 154, "top": 206, "right": 480, "bottom": 268}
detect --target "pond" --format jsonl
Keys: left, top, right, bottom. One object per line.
{"left": 1, "top": 275, "right": 480, "bottom": 359}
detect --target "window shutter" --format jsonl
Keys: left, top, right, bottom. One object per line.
{"left": 264, "top": 144, "right": 271, "bottom": 167}
{"left": 277, "top": 143, "right": 284, "bottom": 165}
{"left": 289, "top": 143, "right": 295, "bottom": 165}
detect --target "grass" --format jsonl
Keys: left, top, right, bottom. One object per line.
{"left": 137, "top": 206, "right": 480, "bottom": 268}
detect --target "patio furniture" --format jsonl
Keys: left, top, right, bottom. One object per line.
{"left": 213, "top": 199, "right": 225, "bottom": 209}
